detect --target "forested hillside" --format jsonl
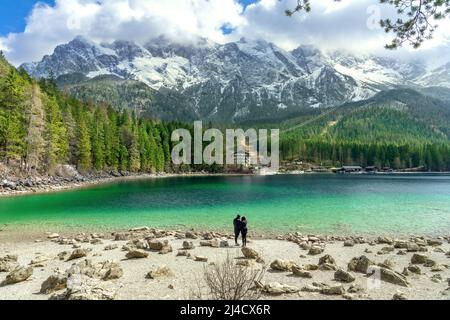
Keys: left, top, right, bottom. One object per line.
{"left": 0, "top": 53, "right": 179, "bottom": 176}
{"left": 280, "top": 90, "right": 450, "bottom": 171}
{"left": 2, "top": 52, "right": 450, "bottom": 174}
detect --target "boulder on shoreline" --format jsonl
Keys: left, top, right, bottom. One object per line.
{"left": 0, "top": 255, "right": 19, "bottom": 272}
{"left": 67, "top": 249, "right": 89, "bottom": 261}
{"left": 344, "top": 240, "right": 355, "bottom": 247}
{"left": 427, "top": 239, "right": 443, "bottom": 246}
{"left": 159, "top": 244, "right": 173, "bottom": 255}
{"left": 241, "top": 247, "right": 261, "bottom": 261}
{"left": 51, "top": 275, "right": 118, "bottom": 300}
{"left": 125, "top": 250, "right": 149, "bottom": 259}
{"left": 148, "top": 239, "right": 166, "bottom": 251}
{"left": 130, "top": 226, "right": 150, "bottom": 232}
{"left": 182, "top": 241, "right": 195, "bottom": 250}
{"left": 114, "top": 232, "right": 132, "bottom": 241}
{"left": 308, "top": 246, "right": 324, "bottom": 255}
{"left": 377, "top": 246, "right": 395, "bottom": 255}
{"left": 102, "top": 265, "right": 123, "bottom": 281}
{"left": 40, "top": 273, "right": 68, "bottom": 294}
{"left": 185, "top": 231, "right": 198, "bottom": 239}
{"left": 146, "top": 266, "right": 174, "bottom": 279}
{"left": 2, "top": 266, "right": 33, "bottom": 286}
{"left": 148, "top": 239, "right": 172, "bottom": 254}
{"left": 406, "top": 243, "right": 421, "bottom": 252}
{"left": 66, "top": 259, "right": 123, "bottom": 282}
{"left": 270, "top": 259, "right": 296, "bottom": 272}
{"left": 378, "top": 259, "right": 395, "bottom": 270}
{"left": 303, "top": 264, "right": 319, "bottom": 271}
{"left": 30, "top": 254, "right": 52, "bottom": 267}
{"left": 263, "top": 282, "right": 300, "bottom": 295}
{"left": 292, "top": 266, "right": 312, "bottom": 278}
{"left": 236, "top": 259, "right": 255, "bottom": 267}
{"left": 334, "top": 269, "right": 356, "bottom": 283}
{"left": 301, "top": 283, "right": 323, "bottom": 293}
{"left": 411, "top": 254, "right": 428, "bottom": 264}
{"left": 348, "top": 255, "right": 375, "bottom": 274}
{"left": 322, "top": 284, "right": 345, "bottom": 296}
{"left": 104, "top": 244, "right": 119, "bottom": 251}
{"left": 199, "top": 239, "right": 218, "bottom": 247}
{"left": 194, "top": 256, "right": 208, "bottom": 262}
{"left": 392, "top": 292, "right": 408, "bottom": 300}
{"left": 368, "top": 266, "right": 409, "bottom": 287}
{"left": 406, "top": 265, "right": 422, "bottom": 275}
{"left": 318, "top": 254, "right": 337, "bottom": 271}
{"left": 319, "top": 254, "right": 336, "bottom": 266}
{"left": 177, "top": 250, "right": 189, "bottom": 257}
{"left": 377, "top": 236, "right": 394, "bottom": 245}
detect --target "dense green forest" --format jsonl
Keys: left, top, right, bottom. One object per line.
{"left": 1, "top": 53, "right": 450, "bottom": 174}
{"left": 0, "top": 53, "right": 184, "bottom": 175}
{"left": 280, "top": 104, "right": 450, "bottom": 171}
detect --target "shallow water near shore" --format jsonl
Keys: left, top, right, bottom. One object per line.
{"left": 1, "top": 174, "right": 450, "bottom": 236}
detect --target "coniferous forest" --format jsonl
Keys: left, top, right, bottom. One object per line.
{"left": 1, "top": 52, "right": 450, "bottom": 174}
{"left": 279, "top": 106, "right": 450, "bottom": 171}
{"left": 0, "top": 53, "right": 180, "bottom": 175}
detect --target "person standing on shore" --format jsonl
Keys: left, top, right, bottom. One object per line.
{"left": 241, "top": 216, "right": 248, "bottom": 247}
{"left": 233, "top": 215, "right": 242, "bottom": 246}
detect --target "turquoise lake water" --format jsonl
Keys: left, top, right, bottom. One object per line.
{"left": 1, "top": 174, "right": 450, "bottom": 236}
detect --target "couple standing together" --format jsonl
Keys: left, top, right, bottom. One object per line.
{"left": 233, "top": 215, "right": 248, "bottom": 247}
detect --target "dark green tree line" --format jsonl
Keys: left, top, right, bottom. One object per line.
{"left": 0, "top": 55, "right": 175, "bottom": 175}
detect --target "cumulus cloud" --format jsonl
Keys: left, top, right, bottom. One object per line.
{"left": 1, "top": 0, "right": 449, "bottom": 66}
{"left": 1, "top": 0, "right": 244, "bottom": 65}
{"left": 234, "top": 0, "right": 393, "bottom": 52}
{"left": 235, "top": 0, "right": 450, "bottom": 62}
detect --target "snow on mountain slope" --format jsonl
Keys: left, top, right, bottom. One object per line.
{"left": 20, "top": 35, "right": 449, "bottom": 123}
{"left": 416, "top": 62, "right": 450, "bottom": 88}
{"left": 330, "top": 52, "right": 417, "bottom": 87}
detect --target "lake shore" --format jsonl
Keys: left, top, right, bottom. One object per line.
{"left": 2, "top": 169, "right": 449, "bottom": 198}
{"left": 0, "top": 171, "right": 254, "bottom": 198}
{"left": 1, "top": 226, "right": 449, "bottom": 300}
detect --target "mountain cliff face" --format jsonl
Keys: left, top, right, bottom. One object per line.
{"left": 22, "top": 36, "right": 450, "bottom": 123}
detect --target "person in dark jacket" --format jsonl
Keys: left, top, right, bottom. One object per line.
{"left": 233, "top": 215, "right": 241, "bottom": 246}
{"left": 241, "top": 216, "right": 248, "bottom": 247}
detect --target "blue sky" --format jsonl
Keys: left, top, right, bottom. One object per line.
{"left": 239, "top": 0, "right": 258, "bottom": 10}
{"left": 0, "top": 0, "right": 257, "bottom": 36}
{"left": 1, "top": 0, "right": 448, "bottom": 65}
{"left": 0, "top": 0, "right": 55, "bottom": 36}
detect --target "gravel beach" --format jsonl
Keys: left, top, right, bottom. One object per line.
{"left": 1, "top": 227, "right": 449, "bottom": 300}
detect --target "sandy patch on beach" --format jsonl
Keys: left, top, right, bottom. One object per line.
{"left": 1, "top": 229, "right": 449, "bottom": 300}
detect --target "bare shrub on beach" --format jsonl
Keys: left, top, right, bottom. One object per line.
{"left": 191, "top": 252, "right": 266, "bottom": 300}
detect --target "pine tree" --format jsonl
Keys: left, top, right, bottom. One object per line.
{"left": 91, "top": 108, "right": 106, "bottom": 170}
{"left": 77, "top": 111, "right": 92, "bottom": 173}
{"left": 0, "top": 69, "right": 27, "bottom": 164}
{"left": 62, "top": 105, "right": 78, "bottom": 165}
{"left": 43, "top": 96, "right": 69, "bottom": 172}
{"left": 119, "top": 145, "right": 129, "bottom": 172}
{"left": 25, "top": 83, "right": 45, "bottom": 172}
{"left": 104, "top": 109, "right": 120, "bottom": 171}
{"left": 138, "top": 123, "right": 151, "bottom": 172}
{"left": 128, "top": 126, "right": 141, "bottom": 172}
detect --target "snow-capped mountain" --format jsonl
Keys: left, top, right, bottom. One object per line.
{"left": 21, "top": 35, "right": 450, "bottom": 123}
{"left": 416, "top": 62, "right": 450, "bottom": 88}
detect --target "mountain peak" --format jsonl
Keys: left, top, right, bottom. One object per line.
{"left": 70, "top": 35, "right": 96, "bottom": 47}
{"left": 19, "top": 35, "right": 450, "bottom": 123}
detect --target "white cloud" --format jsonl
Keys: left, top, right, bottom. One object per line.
{"left": 234, "top": 0, "right": 450, "bottom": 63}
{"left": 235, "top": 0, "right": 395, "bottom": 53}
{"left": 1, "top": 0, "right": 449, "bottom": 66}
{"left": 1, "top": 0, "right": 244, "bottom": 65}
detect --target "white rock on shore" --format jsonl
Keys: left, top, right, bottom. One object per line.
{"left": 1, "top": 230, "right": 450, "bottom": 300}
